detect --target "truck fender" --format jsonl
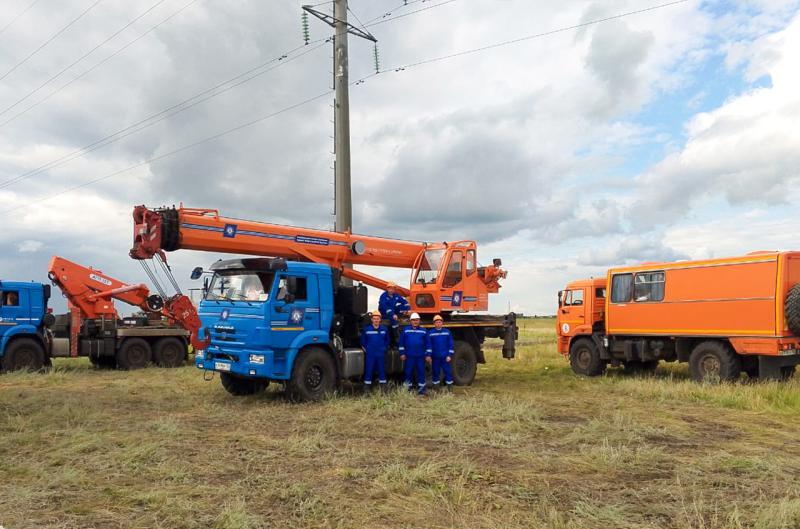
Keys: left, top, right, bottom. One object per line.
{"left": 1, "top": 325, "right": 46, "bottom": 357}
{"left": 591, "top": 333, "right": 610, "bottom": 360}
{"left": 287, "top": 330, "right": 337, "bottom": 370}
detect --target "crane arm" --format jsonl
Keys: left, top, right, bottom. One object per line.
{"left": 131, "top": 206, "right": 427, "bottom": 269}
{"left": 47, "top": 256, "right": 210, "bottom": 350}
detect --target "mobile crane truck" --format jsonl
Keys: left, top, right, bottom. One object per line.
{"left": 0, "top": 256, "right": 209, "bottom": 372}
{"left": 130, "top": 206, "right": 518, "bottom": 400}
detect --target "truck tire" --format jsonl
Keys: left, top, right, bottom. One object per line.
{"left": 287, "top": 347, "right": 337, "bottom": 402}
{"left": 116, "top": 338, "right": 152, "bottom": 370}
{"left": 689, "top": 341, "right": 741, "bottom": 383}
{"left": 785, "top": 284, "right": 800, "bottom": 335}
{"left": 1, "top": 338, "right": 45, "bottom": 372}
{"left": 220, "top": 372, "right": 269, "bottom": 396}
{"left": 452, "top": 340, "right": 478, "bottom": 386}
{"left": 569, "top": 338, "right": 605, "bottom": 376}
{"left": 153, "top": 337, "right": 187, "bottom": 368}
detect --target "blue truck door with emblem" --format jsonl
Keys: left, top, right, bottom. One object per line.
{"left": 270, "top": 273, "right": 316, "bottom": 351}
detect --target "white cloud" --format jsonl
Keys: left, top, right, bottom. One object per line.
{"left": 17, "top": 239, "right": 43, "bottom": 253}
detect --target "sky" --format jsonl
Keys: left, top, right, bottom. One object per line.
{"left": 0, "top": 0, "right": 798, "bottom": 316}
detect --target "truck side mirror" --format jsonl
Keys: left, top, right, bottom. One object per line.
{"left": 493, "top": 258, "right": 502, "bottom": 267}
{"left": 557, "top": 291, "right": 563, "bottom": 307}
{"left": 190, "top": 267, "right": 203, "bottom": 280}
{"left": 203, "top": 277, "right": 210, "bottom": 295}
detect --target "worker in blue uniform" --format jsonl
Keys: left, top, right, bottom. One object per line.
{"left": 379, "top": 282, "right": 411, "bottom": 336}
{"left": 360, "top": 311, "right": 390, "bottom": 394}
{"left": 399, "top": 312, "right": 431, "bottom": 395}
{"left": 428, "top": 314, "right": 455, "bottom": 392}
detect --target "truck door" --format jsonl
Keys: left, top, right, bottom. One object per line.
{"left": 270, "top": 273, "right": 317, "bottom": 351}
{"left": 0, "top": 287, "right": 27, "bottom": 328}
{"left": 441, "top": 250, "right": 465, "bottom": 309}
{"left": 559, "top": 288, "right": 586, "bottom": 334}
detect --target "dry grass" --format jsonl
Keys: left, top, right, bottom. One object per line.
{"left": 2, "top": 318, "right": 800, "bottom": 528}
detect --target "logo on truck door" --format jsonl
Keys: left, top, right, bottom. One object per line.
{"left": 562, "top": 323, "right": 570, "bottom": 334}
{"left": 289, "top": 308, "right": 305, "bottom": 325}
{"left": 223, "top": 224, "right": 238, "bottom": 238}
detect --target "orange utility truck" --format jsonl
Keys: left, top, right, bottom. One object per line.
{"left": 556, "top": 251, "right": 800, "bottom": 382}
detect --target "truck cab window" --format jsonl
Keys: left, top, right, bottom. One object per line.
{"left": 277, "top": 276, "right": 308, "bottom": 302}
{"left": 565, "top": 289, "right": 584, "bottom": 306}
{"left": 634, "top": 271, "right": 665, "bottom": 302}
{"left": 443, "top": 251, "right": 463, "bottom": 288}
{"left": 2, "top": 291, "right": 19, "bottom": 306}
{"left": 611, "top": 274, "right": 633, "bottom": 303}
{"left": 466, "top": 249, "right": 476, "bottom": 276}
{"left": 416, "top": 249, "right": 445, "bottom": 284}
{"left": 207, "top": 271, "right": 274, "bottom": 302}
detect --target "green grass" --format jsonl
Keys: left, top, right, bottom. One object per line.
{"left": 2, "top": 318, "right": 800, "bottom": 528}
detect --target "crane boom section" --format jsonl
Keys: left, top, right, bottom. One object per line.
{"left": 131, "top": 206, "right": 426, "bottom": 268}
{"left": 48, "top": 256, "right": 152, "bottom": 318}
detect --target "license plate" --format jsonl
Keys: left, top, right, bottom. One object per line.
{"left": 214, "top": 362, "right": 231, "bottom": 371}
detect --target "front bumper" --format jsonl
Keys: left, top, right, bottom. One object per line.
{"left": 195, "top": 348, "right": 288, "bottom": 380}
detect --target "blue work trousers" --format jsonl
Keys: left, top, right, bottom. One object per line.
{"left": 404, "top": 356, "right": 427, "bottom": 394}
{"left": 431, "top": 356, "right": 454, "bottom": 386}
{"left": 364, "top": 354, "right": 387, "bottom": 385}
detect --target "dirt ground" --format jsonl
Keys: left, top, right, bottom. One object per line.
{"left": 2, "top": 318, "right": 800, "bottom": 529}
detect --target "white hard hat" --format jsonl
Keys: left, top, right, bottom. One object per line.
{"left": 410, "top": 313, "right": 421, "bottom": 320}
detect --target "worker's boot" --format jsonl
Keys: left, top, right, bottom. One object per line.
{"left": 363, "top": 383, "right": 372, "bottom": 395}
{"left": 379, "top": 382, "right": 388, "bottom": 395}
{"left": 446, "top": 384, "right": 454, "bottom": 394}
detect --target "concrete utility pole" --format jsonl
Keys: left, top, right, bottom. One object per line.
{"left": 333, "top": 0, "right": 351, "bottom": 235}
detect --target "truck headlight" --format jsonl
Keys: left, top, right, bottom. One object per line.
{"left": 249, "top": 354, "right": 265, "bottom": 365}
{"left": 195, "top": 351, "right": 204, "bottom": 359}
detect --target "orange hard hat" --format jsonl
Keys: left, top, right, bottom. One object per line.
{"left": 371, "top": 311, "right": 382, "bottom": 318}
{"left": 386, "top": 282, "right": 397, "bottom": 289}
{"left": 433, "top": 315, "right": 443, "bottom": 322}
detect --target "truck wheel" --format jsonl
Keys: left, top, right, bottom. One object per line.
{"left": 452, "top": 340, "right": 478, "bottom": 386}
{"left": 220, "top": 372, "right": 269, "bottom": 396}
{"left": 1, "top": 338, "right": 45, "bottom": 372}
{"left": 785, "top": 284, "right": 800, "bottom": 335}
{"left": 623, "top": 360, "right": 658, "bottom": 375}
{"left": 116, "top": 338, "right": 152, "bottom": 370}
{"left": 689, "top": 341, "right": 741, "bottom": 383}
{"left": 569, "top": 338, "right": 605, "bottom": 376}
{"left": 287, "top": 347, "right": 337, "bottom": 402}
{"left": 153, "top": 337, "right": 187, "bottom": 368}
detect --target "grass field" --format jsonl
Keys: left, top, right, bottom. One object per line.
{"left": 2, "top": 318, "right": 800, "bottom": 529}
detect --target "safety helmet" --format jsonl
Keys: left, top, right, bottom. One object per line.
{"left": 433, "top": 315, "right": 443, "bottom": 322}
{"left": 386, "top": 282, "right": 397, "bottom": 289}
{"left": 370, "top": 311, "right": 382, "bottom": 318}
{"left": 409, "top": 312, "right": 421, "bottom": 320}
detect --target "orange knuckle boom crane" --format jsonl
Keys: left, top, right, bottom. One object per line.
{"left": 47, "top": 256, "right": 208, "bottom": 369}
{"left": 130, "top": 205, "right": 517, "bottom": 400}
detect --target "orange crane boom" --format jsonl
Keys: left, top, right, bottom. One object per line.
{"left": 47, "top": 256, "right": 209, "bottom": 351}
{"left": 130, "top": 206, "right": 507, "bottom": 314}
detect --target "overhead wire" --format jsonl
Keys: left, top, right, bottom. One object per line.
{"left": 0, "top": 0, "right": 202, "bottom": 129}
{"left": 0, "top": 0, "right": 444, "bottom": 190}
{"left": 0, "top": 0, "right": 104, "bottom": 83}
{"left": 0, "top": 0, "right": 170, "bottom": 120}
{"left": 0, "top": 0, "right": 42, "bottom": 38}
{"left": 0, "top": 0, "right": 688, "bottom": 214}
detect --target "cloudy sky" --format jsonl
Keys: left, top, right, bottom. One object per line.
{"left": 0, "top": 0, "right": 798, "bottom": 315}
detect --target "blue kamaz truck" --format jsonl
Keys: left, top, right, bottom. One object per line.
{"left": 0, "top": 281, "right": 54, "bottom": 372}
{"left": 192, "top": 257, "right": 517, "bottom": 401}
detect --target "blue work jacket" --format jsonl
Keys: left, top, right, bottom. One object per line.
{"left": 427, "top": 328, "right": 454, "bottom": 358}
{"left": 378, "top": 292, "right": 411, "bottom": 320}
{"left": 360, "top": 324, "right": 390, "bottom": 357}
{"left": 399, "top": 325, "right": 431, "bottom": 357}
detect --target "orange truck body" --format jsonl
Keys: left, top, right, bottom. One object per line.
{"left": 557, "top": 251, "right": 800, "bottom": 380}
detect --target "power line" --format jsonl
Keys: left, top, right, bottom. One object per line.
{"left": 364, "top": 0, "right": 429, "bottom": 24}
{"left": 377, "top": 0, "right": 690, "bottom": 73}
{"left": 366, "top": 0, "right": 458, "bottom": 28}
{"left": 0, "top": 0, "right": 442, "bottom": 189}
{"left": 0, "top": 0, "right": 104, "bottom": 83}
{"left": 0, "top": 89, "right": 335, "bottom": 215}
{"left": 0, "top": 0, "right": 689, "bottom": 214}
{"left": 0, "top": 41, "right": 328, "bottom": 191}
{"left": 0, "top": 0, "right": 42, "bottom": 38}
{"left": 0, "top": 0, "right": 169, "bottom": 120}
{"left": 0, "top": 0, "right": 202, "bottom": 129}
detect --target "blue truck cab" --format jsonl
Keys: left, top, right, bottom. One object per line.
{"left": 0, "top": 280, "right": 53, "bottom": 372}
{"left": 194, "top": 257, "right": 368, "bottom": 400}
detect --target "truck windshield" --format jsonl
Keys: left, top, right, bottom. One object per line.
{"left": 416, "top": 249, "right": 445, "bottom": 284}
{"left": 206, "top": 271, "right": 275, "bottom": 302}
